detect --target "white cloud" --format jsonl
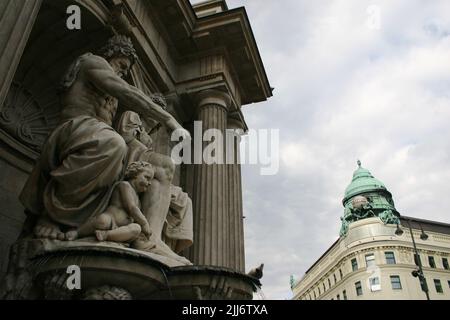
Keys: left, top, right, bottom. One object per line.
{"left": 192, "top": 0, "right": 450, "bottom": 300}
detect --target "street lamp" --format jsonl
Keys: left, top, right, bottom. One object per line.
{"left": 395, "top": 219, "right": 430, "bottom": 300}
{"left": 419, "top": 224, "right": 429, "bottom": 241}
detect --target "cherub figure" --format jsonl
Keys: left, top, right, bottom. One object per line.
{"left": 65, "top": 161, "right": 154, "bottom": 243}
{"left": 115, "top": 111, "right": 193, "bottom": 265}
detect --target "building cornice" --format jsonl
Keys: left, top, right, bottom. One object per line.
{"left": 137, "top": 0, "right": 272, "bottom": 105}
{"left": 293, "top": 235, "right": 450, "bottom": 297}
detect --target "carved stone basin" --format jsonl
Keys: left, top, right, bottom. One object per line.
{"left": 32, "top": 244, "right": 170, "bottom": 299}
{"left": 151, "top": 266, "right": 261, "bottom": 300}
{"left": 21, "top": 239, "right": 259, "bottom": 300}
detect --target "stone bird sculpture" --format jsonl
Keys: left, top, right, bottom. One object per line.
{"left": 247, "top": 263, "right": 264, "bottom": 279}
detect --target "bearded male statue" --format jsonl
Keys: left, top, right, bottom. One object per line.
{"left": 19, "top": 35, "right": 191, "bottom": 245}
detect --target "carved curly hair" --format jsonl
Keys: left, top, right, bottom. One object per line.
{"left": 150, "top": 93, "right": 167, "bottom": 109}
{"left": 98, "top": 35, "right": 138, "bottom": 66}
{"left": 124, "top": 161, "right": 154, "bottom": 180}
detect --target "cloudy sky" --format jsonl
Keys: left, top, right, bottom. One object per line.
{"left": 192, "top": 0, "right": 450, "bottom": 299}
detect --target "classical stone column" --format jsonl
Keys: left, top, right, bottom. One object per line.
{"left": 226, "top": 118, "right": 245, "bottom": 273}
{"left": 0, "top": 0, "right": 42, "bottom": 108}
{"left": 190, "top": 89, "right": 231, "bottom": 268}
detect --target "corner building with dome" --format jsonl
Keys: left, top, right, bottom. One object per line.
{"left": 292, "top": 162, "right": 450, "bottom": 300}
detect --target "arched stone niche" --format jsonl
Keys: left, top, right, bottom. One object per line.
{"left": 1, "top": 0, "right": 112, "bottom": 159}
{"left": 0, "top": 0, "right": 113, "bottom": 280}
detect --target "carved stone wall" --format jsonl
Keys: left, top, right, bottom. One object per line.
{"left": 0, "top": 0, "right": 43, "bottom": 108}
{"left": 0, "top": 83, "right": 59, "bottom": 151}
{"left": 0, "top": 0, "right": 111, "bottom": 282}
{"left": 0, "top": 157, "right": 28, "bottom": 278}
{"left": 0, "top": 0, "right": 272, "bottom": 286}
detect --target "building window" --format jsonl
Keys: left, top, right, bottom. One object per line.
{"left": 334, "top": 273, "right": 337, "bottom": 283}
{"left": 343, "top": 290, "right": 347, "bottom": 300}
{"left": 339, "top": 269, "right": 343, "bottom": 279}
{"left": 355, "top": 281, "right": 363, "bottom": 296}
{"left": 322, "top": 283, "right": 326, "bottom": 292}
{"left": 351, "top": 258, "right": 358, "bottom": 271}
{"left": 365, "top": 253, "right": 375, "bottom": 268}
{"left": 443, "top": 258, "right": 449, "bottom": 270}
{"left": 328, "top": 278, "right": 331, "bottom": 287}
{"left": 336, "top": 294, "right": 340, "bottom": 300}
{"left": 428, "top": 256, "right": 436, "bottom": 268}
{"left": 447, "top": 280, "right": 450, "bottom": 289}
{"left": 385, "top": 252, "right": 396, "bottom": 264}
{"left": 390, "top": 275, "right": 402, "bottom": 290}
{"left": 369, "top": 277, "right": 381, "bottom": 292}
{"left": 434, "top": 279, "right": 443, "bottom": 294}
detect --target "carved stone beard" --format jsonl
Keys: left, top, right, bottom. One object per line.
{"left": 96, "top": 96, "right": 118, "bottom": 127}
{"left": 108, "top": 56, "right": 131, "bottom": 79}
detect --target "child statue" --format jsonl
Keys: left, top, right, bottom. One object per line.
{"left": 116, "top": 110, "right": 193, "bottom": 265}
{"left": 65, "top": 161, "right": 154, "bottom": 243}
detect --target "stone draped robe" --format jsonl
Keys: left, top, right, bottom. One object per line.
{"left": 20, "top": 115, "right": 127, "bottom": 228}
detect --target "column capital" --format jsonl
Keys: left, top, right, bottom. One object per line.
{"left": 227, "top": 117, "right": 246, "bottom": 131}
{"left": 196, "top": 89, "right": 231, "bottom": 113}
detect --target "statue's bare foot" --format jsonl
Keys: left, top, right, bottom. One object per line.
{"left": 175, "top": 255, "right": 192, "bottom": 265}
{"left": 34, "top": 217, "right": 64, "bottom": 240}
{"left": 160, "top": 243, "right": 192, "bottom": 265}
{"left": 133, "top": 238, "right": 191, "bottom": 265}
{"left": 131, "top": 236, "right": 156, "bottom": 251}
{"left": 64, "top": 230, "right": 78, "bottom": 241}
{"left": 95, "top": 230, "right": 108, "bottom": 241}
{"left": 167, "top": 249, "right": 191, "bottom": 265}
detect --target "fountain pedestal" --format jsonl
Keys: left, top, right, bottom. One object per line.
{"left": 2, "top": 238, "right": 260, "bottom": 300}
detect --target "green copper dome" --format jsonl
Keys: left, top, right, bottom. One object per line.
{"left": 343, "top": 160, "right": 389, "bottom": 204}
{"left": 339, "top": 160, "right": 400, "bottom": 237}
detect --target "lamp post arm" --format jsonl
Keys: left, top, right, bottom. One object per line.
{"left": 407, "top": 219, "right": 430, "bottom": 300}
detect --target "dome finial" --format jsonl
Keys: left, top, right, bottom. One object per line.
{"left": 357, "top": 159, "right": 361, "bottom": 168}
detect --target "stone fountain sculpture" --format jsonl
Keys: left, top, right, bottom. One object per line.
{"left": 1, "top": 35, "right": 259, "bottom": 300}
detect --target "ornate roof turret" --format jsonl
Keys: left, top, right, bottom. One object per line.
{"left": 343, "top": 160, "right": 389, "bottom": 204}
{"left": 339, "top": 161, "right": 400, "bottom": 237}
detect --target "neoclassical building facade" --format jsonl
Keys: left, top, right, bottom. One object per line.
{"left": 0, "top": 0, "right": 271, "bottom": 291}
{"left": 292, "top": 163, "right": 450, "bottom": 300}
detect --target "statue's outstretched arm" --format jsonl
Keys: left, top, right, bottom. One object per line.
{"left": 85, "top": 59, "right": 184, "bottom": 133}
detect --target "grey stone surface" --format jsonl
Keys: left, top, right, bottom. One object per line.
{"left": 1, "top": 238, "right": 258, "bottom": 299}
{"left": 188, "top": 89, "right": 231, "bottom": 267}
{"left": 0, "top": 0, "right": 272, "bottom": 300}
{"left": 0, "top": 0, "right": 42, "bottom": 108}
{"left": 227, "top": 118, "right": 246, "bottom": 272}
{"left": 0, "top": 158, "right": 27, "bottom": 280}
